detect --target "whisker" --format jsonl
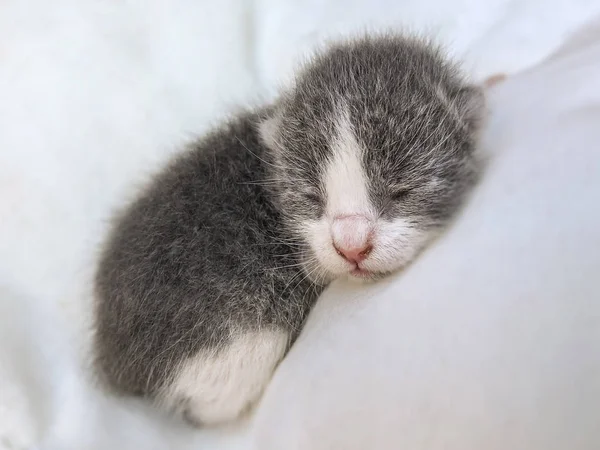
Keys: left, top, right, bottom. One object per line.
{"left": 266, "top": 261, "right": 308, "bottom": 271}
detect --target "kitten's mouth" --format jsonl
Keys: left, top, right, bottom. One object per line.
{"left": 348, "top": 264, "right": 391, "bottom": 281}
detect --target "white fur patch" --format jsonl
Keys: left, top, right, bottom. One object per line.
{"left": 159, "top": 328, "right": 289, "bottom": 426}
{"left": 325, "top": 109, "right": 373, "bottom": 218}
{"left": 258, "top": 112, "right": 283, "bottom": 151}
{"left": 362, "top": 217, "right": 429, "bottom": 274}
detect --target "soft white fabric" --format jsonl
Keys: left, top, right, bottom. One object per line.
{"left": 1, "top": 1, "right": 600, "bottom": 449}
{"left": 249, "top": 19, "right": 600, "bottom": 450}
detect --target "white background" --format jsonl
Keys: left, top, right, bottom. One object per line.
{"left": 1, "top": 1, "right": 599, "bottom": 448}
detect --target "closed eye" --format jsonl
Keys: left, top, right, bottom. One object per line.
{"left": 390, "top": 187, "right": 412, "bottom": 201}
{"left": 303, "top": 192, "right": 322, "bottom": 205}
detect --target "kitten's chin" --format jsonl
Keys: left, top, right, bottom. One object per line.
{"left": 303, "top": 255, "right": 395, "bottom": 284}
{"left": 346, "top": 269, "right": 389, "bottom": 283}
{"left": 313, "top": 264, "right": 388, "bottom": 284}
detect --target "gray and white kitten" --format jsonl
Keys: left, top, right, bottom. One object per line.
{"left": 93, "top": 34, "right": 485, "bottom": 426}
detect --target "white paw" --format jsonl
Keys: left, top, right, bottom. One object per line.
{"left": 160, "top": 328, "right": 289, "bottom": 426}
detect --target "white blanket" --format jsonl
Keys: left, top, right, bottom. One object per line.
{"left": 1, "top": 1, "right": 599, "bottom": 449}
{"left": 250, "top": 19, "right": 600, "bottom": 449}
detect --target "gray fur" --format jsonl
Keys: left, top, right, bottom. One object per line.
{"left": 93, "top": 33, "right": 484, "bottom": 423}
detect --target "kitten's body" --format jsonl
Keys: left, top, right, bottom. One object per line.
{"left": 93, "top": 34, "right": 485, "bottom": 426}
{"left": 94, "top": 111, "right": 319, "bottom": 424}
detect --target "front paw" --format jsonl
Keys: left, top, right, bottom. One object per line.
{"left": 161, "top": 329, "right": 289, "bottom": 427}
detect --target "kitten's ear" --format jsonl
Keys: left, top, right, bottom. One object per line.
{"left": 454, "top": 85, "right": 486, "bottom": 134}
{"left": 258, "top": 109, "right": 284, "bottom": 152}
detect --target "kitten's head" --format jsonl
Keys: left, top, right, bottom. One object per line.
{"left": 259, "top": 34, "right": 485, "bottom": 283}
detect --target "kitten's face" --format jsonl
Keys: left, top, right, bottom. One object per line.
{"left": 261, "top": 107, "right": 478, "bottom": 283}
{"left": 259, "top": 36, "right": 484, "bottom": 283}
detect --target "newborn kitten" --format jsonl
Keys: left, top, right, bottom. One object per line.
{"left": 93, "top": 34, "right": 485, "bottom": 426}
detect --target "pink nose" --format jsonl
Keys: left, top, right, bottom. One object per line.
{"left": 334, "top": 242, "right": 373, "bottom": 263}
{"left": 331, "top": 215, "right": 374, "bottom": 264}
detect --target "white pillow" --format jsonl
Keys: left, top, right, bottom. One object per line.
{"left": 248, "top": 17, "right": 600, "bottom": 450}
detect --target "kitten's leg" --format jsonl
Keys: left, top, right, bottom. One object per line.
{"left": 159, "top": 328, "right": 289, "bottom": 426}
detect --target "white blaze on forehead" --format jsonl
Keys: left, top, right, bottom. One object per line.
{"left": 325, "top": 109, "right": 373, "bottom": 217}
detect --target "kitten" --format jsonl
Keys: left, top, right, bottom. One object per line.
{"left": 93, "top": 33, "right": 485, "bottom": 426}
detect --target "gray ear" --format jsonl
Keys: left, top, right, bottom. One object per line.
{"left": 454, "top": 85, "right": 486, "bottom": 133}
{"left": 258, "top": 110, "right": 283, "bottom": 151}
